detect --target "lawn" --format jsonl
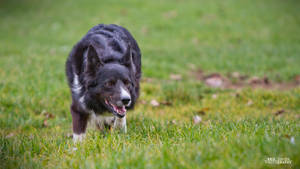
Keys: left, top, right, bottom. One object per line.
{"left": 0, "top": 0, "right": 300, "bottom": 168}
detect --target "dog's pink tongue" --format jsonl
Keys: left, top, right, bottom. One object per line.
{"left": 117, "top": 106, "right": 126, "bottom": 115}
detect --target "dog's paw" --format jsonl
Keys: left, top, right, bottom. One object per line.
{"left": 73, "top": 133, "right": 85, "bottom": 143}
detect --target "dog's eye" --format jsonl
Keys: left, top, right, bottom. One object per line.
{"left": 123, "top": 79, "right": 130, "bottom": 87}
{"left": 105, "top": 80, "right": 115, "bottom": 87}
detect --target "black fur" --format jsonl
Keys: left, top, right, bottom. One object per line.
{"left": 66, "top": 24, "right": 141, "bottom": 134}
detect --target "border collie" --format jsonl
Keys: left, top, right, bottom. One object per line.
{"left": 65, "top": 24, "right": 141, "bottom": 142}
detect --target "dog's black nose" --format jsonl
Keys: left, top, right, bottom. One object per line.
{"left": 121, "top": 98, "right": 131, "bottom": 105}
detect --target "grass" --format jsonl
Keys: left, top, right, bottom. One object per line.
{"left": 0, "top": 0, "right": 300, "bottom": 168}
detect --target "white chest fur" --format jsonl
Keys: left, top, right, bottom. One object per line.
{"left": 89, "top": 113, "right": 127, "bottom": 133}
{"left": 73, "top": 113, "right": 127, "bottom": 143}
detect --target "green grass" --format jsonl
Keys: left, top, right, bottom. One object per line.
{"left": 0, "top": 0, "right": 300, "bottom": 168}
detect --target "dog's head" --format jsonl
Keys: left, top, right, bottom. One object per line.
{"left": 83, "top": 44, "right": 136, "bottom": 118}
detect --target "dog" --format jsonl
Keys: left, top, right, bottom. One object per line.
{"left": 65, "top": 24, "right": 141, "bottom": 142}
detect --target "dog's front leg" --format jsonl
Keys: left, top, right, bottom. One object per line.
{"left": 71, "top": 105, "right": 89, "bottom": 143}
{"left": 113, "top": 116, "right": 127, "bottom": 133}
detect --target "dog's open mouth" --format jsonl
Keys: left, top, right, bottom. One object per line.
{"left": 105, "top": 99, "right": 126, "bottom": 118}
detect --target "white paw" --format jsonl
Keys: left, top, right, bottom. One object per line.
{"left": 73, "top": 133, "right": 85, "bottom": 143}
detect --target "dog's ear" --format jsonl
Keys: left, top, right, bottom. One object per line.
{"left": 85, "top": 44, "right": 103, "bottom": 77}
{"left": 122, "top": 46, "right": 137, "bottom": 77}
{"left": 121, "top": 46, "right": 133, "bottom": 68}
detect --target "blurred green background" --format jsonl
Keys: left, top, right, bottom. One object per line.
{"left": 0, "top": 0, "right": 299, "bottom": 168}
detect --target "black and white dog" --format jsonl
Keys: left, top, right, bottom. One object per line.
{"left": 65, "top": 24, "right": 141, "bottom": 142}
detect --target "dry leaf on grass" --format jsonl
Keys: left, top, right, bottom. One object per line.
{"left": 139, "top": 100, "right": 147, "bottom": 105}
{"left": 249, "top": 76, "right": 270, "bottom": 85}
{"left": 42, "top": 110, "right": 55, "bottom": 119}
{"left": 283, "top": 135, "right": 295, "bottom": 144}
{"left": 193, "top": 115, "right": 202, "bottom": 124}
{"left": 232, "top": 72, "right": 240, "bottom": 79}
{"left": 6, "top": 133, "right": 15, "bottom": 138}
{"left": 212, "top": 94, "right": 218, "bottom": 99}
{"left": 204, "top": 74, "right": 224, "bottom": 88}
{"left": 274, "top": 109, "right": 285, "bottom": 116}
{"left": 290, "top": 137, "right": 295, "bottom": 144}
{"left": 196, "top": 107, "right": 209, "bottom": 115}
{"left": 170, "top": 74, "right": 182, "bottom": 81}
{"left": 248, "top": 76, "right": 261, "bottom": 84}
{"left": 233, "top": 92, "right": 241, "bottom": 98}
{"left": 43, "top": 120, "right": 48, "bottom": 127}
{"left": 170, "top": 120, "right": 177, "bottom": 124}
{"left": 230, "top": 72, "right": 248, "bottom": 80}
{"left": 150, "top": 99, "right": 160, "bottom": 107}
{"left": 150, "top": 100, "right": 172, "bottom": 107}
{"left": 247, "top": 100, "right": 253, "bottom": 106}
{"left": 160, "top": 101, "right": 172, "bottom": 106}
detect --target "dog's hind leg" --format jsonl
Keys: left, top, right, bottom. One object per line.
{"left": 113, "top": 116, "right": 127, "bottom": 133}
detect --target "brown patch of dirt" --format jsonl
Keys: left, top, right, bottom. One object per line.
{"left": 294, "top": 75, "right": 300, "bottom": 84}
{"left": 192, "top": 69, "right": 300, "bottom": 90}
